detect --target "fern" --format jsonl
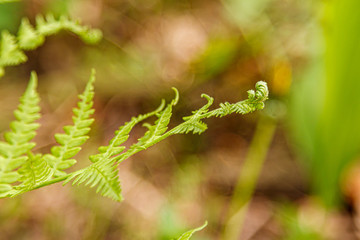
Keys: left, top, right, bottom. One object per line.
{"left": 43, "top": 69, "right": 96, "bottom": 178}
{"left": 0, "top": 72, "right": 40, "bottom": 197}
{"left": 65, "top": 80, "right": 268, "bottom": 201}
{"left": 0, "top": 13, "right": 102, "bottom": 77}
{"left": 0, "top": 69, "right": 268, "bottom": 201}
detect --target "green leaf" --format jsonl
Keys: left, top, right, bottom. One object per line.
{"left": 13, "top": 153, "right": 53, "bottom": 195}
{"left": 44, "top": 69, "right": 96, "bottom": 177}
{"left": 0, "top": 72, "right": 40, "bottom": 194}
{"left": 0, "top": 30, "right": 27, "bottom": 66}
{"left": 119, "top": 88, "right": 179, "bottom": 159}
{"left": 65, "top": 159, "right": 122, "bottom": 201}
{"left": 174, "top": 94, "right": 214, "bottom": 135}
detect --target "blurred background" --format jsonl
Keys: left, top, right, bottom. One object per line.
{"left": 1, "top": 0, "right": 360, "bottom": 239}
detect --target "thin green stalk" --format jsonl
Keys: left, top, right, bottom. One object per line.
{"left": 222, "top": 114, "right": 277, "bottom": 240}
{"left": 32, "top": 174, "right": 70, "bottom": 190}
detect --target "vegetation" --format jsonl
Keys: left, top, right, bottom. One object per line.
{"left": 0, "top": 68, "right": 268, "bottom": 201}
{"left": 1, "top": 0, "right": 359, "bottom": 239}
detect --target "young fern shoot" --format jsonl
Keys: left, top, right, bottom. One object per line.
{"left": 0, "top": 70, "right": 268, "bottom": 201}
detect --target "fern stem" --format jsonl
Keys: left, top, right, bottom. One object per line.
{"left": 32, "top": 174, "right": 70, "bottom": 190}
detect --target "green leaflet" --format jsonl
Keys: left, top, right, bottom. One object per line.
{"left": 89, "top": 99, "right": 166, "bottom": 163}
{"left": 0, "top": 13, "right": 102, "bottom": 77}
{"left": 17, "top": 18, "right": 44, "bottom": 50}
{"left": 118, "top": 88, "right": 179, "bottom": 158}
{"left": 0, "top": 30, "right": 27, "bottom": 66}
{"left": 43, "top": 69, "right": 96, "bottom": 177}
{"left": 13, "top": 153, "right": 52, "bottom": 195}
{"left": 175, "top": 93, "right": 214, "bottom": 135}
{"left": 172, "top": 222, "right": 208, "bottom": 240}
{"left": 64, "top": 159, "right": 122, "bottom": 201}
{"left": 0, "top": 72, "right": 40, "bottom": 197}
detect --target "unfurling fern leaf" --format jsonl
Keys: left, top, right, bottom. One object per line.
{"left": 0, "top": 72, "right": 40, "bottom": 197}
{"left": 43, "top": 69, "right": 96, "bottom": 177}
{"left": 0, "top": 69, "right": 268, "bottom": 201}
{"left": 0, "top": 14, "right": 102, "bottom": 77}
{"left": 65, "top": 81, "right": 268, "bottom": 201}
{"left": 205, "top": 81, "right": 268, "bottom": 118}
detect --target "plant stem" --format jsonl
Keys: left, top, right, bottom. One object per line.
{"left": 221, "top": 114, "right": 277, "bottom": 240}
{"left": 33, "top": 174, "right": 70, "bottom": 190}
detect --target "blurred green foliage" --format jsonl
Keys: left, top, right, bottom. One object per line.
{"left": 277, "top": 203, "right": 324, "bottom": 240}
{"left": 0, "top": 2, "right": 23, "bottom": 32}
{"left": 290, "top": 0, "right": 360, "bottom": 207}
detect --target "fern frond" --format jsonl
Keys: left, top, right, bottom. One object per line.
{"left": 0, "top": 72, "right": 40, "bottom": 196}
{"left": 130, "top": 88, "right": 178, "bottom": 148}
{"left": 0, "top": 31, "right": 27, "bottom": 67}
{"left": 65, "top": 159, "right": 122, "bottom": 201}
{"left": 35, "top": 14, "right": 102, "bottom": 44}
{"left": 112, "top": 88, "right": 179, "bottom": 163}
{"left": 44, "top": 69, "right": 96, "bottom": 177}
{"left": 113, "top": 81, "right": 268, "bottom": 164}
{"left": 172, "top": 222, "right": 208, "bottom": 240}
{"left": 0, "top": 77, "right": 268, "bottom": 201}
{"left": 206, "top": 81, "right": 268, "bottom": 118}
{"left": 0, "top": 14, "right": 102, "bottom": 78}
